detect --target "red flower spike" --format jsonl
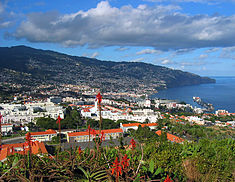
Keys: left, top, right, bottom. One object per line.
{"left": 86, "top": 125, "right": 92, "bottom": 133}
{"left": 164, "top": 175, "right": 173, "bottom": 182}
{"left": 100, "top": 131, "right": 105, "bottom": 143}
{"left": 130, "top": 138, "right": 136, "bottom": 149}
{"left": 25, "top": 132, "right": 36, "bottom": 147}
{"left": 91, "top": 129, "right": 96, "bottom": 137}
{"left": 121, "top": 154, "right": 130, "bottom": 169}
{"left": 111, "top": 157, "right": 122, "bottom": 179}
{"left": 96, "top": 92, "right": 102, "bottom": 104}
{"left": 25, "top": 132, "right": 32, "bottom": 144}
{"left": 56, "top": 115, "right": 62, "bottom": 124}
{"left": 78, "top": 146, "right": 82, "bottom": 155}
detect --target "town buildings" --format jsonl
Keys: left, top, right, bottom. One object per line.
{"left": 1, "top": 124, "right": 13, "bottom": 136}
{"left": 0, "top": 100, "right": 65, "bottom": 124}
{"left": 120, "top": 123, "right": 158, "bottom": 132}
{"left": 30, "top": 129, "right": 57, "bottom": 142}
{"left": 0, "top": 141, "right": 48, "bottom": 162}
{"left": 67, "top": 128, "right": 123, "bottom": 143}
{"left": 155, "top": 130, "right": 185, "bottom": 143}
{"left": 80, "top": 100, "right": 161, "bottom": 123}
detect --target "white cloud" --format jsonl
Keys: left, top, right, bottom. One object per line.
{"left": 220, "top": 46, "right": 235, "bottom": 59}
{"left": 130, "top": 57, "right": 145, "bottom": 62}
{"left": 136, "top": 48, "right": 160, "bottom": 55}
{"left": 0, "top": 21, "right": 10, "bottom": 28}
{"left": 91, "top": 52, "right": 99, "bottom": 58}
{"left": 0, "top": 1, "right": 17, "bottom": 28}
{"left": 82, "top": 52, "right": 99, "bottom": 58}
{"left": 205, "top": 47, "right": 220, "bottom": 53}
{"left": 180, "top": 61, "right": 207, "bottom": 66}
{"left": 143, "top": 0, "right": 234, "bottom": 4}
{"left": 199, "top": 54, "right": 208, "bottom": 59}
{"left": 115, "top": 47, "right": 129, "bottom": 51}
{"left": 161, "top": 59, "right": 174, "bottom": 64}
{"left": 13, "top": 1, "right": 235, "bottom": 50}
{"left": 174, "top": 48, "right": 195, "bottom": 55}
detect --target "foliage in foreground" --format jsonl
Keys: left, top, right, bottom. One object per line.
{"left": 0, "top": 134, "right": 234, "bottom": 182}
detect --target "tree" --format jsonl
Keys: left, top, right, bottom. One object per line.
{"left": 132, "top": 126, "right": 158, "bottom": 143}
{"left": 36, "top": 117, "right": 57, "bottom": 130}
{"left": 27, "top": 122, "right": 37, "bottom": 131}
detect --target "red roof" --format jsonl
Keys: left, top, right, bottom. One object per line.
{"left": 122, "top": 123, "right": 157, "bottom": 127}
{"left": 142, "top": 123, "right": 158, "bottom": 127}
{"left": 83, "top": 108, "right": 91, "bottom": 112}
{"left": 68, "top": 131, "right": 89, "bottom": 137}
{"left": 0, "top": 141, "right": 48, "bottom": 161}
{"left": 102, "top": 128, "right": 123, "bottom": 134}
{"left": 78, "top": 105, "right": 95, "bottom": 108}
{"left": 122, "top": 123, "right": 139, "bottom": 127}
{"left": 29, "top": 129, "right": 57, "bottom": 136}
{"left": 1, "top": 124, "right": 13, "bottom": 126}
{"left": 155, "top": 130, "right": 184, "bottom": 143}
{"left": 2, "top": 143, "right": 24, "bottom": 149}
{"left": 68, "top": 128, "right": 123, "bottom": 137}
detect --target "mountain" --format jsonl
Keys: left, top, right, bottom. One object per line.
{"left": 0, "top": 46, "right": 215, "bottom": 92}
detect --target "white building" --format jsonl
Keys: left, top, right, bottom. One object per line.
{"left": 30, "top": 129, "right": 57, "bottom": 142}
{"left": 137, "top": 99, "right": 151, "bottom": 108}
{"left": 67, "top": 128, "right": 123, "bottom": 143}
{"left": 216, "top": 110, "right": 229, "bottom": 115}
{"left": 1, "top": 124, "right": 13, "bottom": 135}
{"left": 187, "top": 116, "right": 205, "bottom": 125}
{"left": 120, "top": 123, "right": 157, "bottom": 132}
{"left": 80, "top": 100, "right": 161, "bottom": 123}
{"left": 0, "top": 101, "right": 65, "bottom": 124}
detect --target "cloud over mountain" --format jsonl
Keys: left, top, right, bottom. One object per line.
{"left": 13, "top": 1, "right": 235, "bottom": 50}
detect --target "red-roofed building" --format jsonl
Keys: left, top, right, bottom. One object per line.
{"left": 0, "top": 141, "right": 48, "bottom": 162}
{"left": 67, "top": 128, "right": 123, "bottom": 143}
{"left": 120, "top": 123, "right": 158, "bottom": 132}
{"left": 29, "top": 129, "right": 57, "bottom": 142}
{"left": 155, "top": 130, "right": 185, "bottom": 143}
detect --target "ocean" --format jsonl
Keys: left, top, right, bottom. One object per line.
{"left": 151, "top": 76, "right": 235, "bottom": 113}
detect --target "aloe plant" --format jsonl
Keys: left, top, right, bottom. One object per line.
{"left": 78, "top": 166, "right": 109, "bottom": 182}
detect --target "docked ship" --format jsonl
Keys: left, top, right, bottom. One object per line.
{"left": 193, "top": 96, "right": 214, "bottom": 112}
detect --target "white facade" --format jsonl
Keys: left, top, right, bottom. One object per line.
{"left": 120, "top": 123, "right": 157, "bottom": 132}
{"left": 132, "top": 109, "right": 155, "bottom": 116}
{"left": 80, "top": 100, "right": 161, "bottom": 123}
{"left": 0, "top": 101, "right": 65, "bottom": 124}
{"left": 216, "top": 110, "right": 229, "bottom": 115}
{"left": 1, "top": 124, "right": 13, "bottom": 135}
{"left": 187, "top": 116, "right": 205, "bottom": 125}
{"left": 137, "top": 99, "right": 151, "bottom": 108}
{"left": 67, "top": 129, "right": 123, "bottom": 143}
{"left": 31, "top": 130, "right": 57, "bottom": 142}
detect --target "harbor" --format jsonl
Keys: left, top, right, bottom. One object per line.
{"left": 193, "top": 96, "right": 214, "bottom": 112}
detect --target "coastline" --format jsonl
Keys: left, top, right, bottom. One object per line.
{"left": 151, "top": 76, "right": 235, "bottom": 113}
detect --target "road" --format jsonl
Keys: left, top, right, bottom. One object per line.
{"left": 2, "top": 136, "right": 25, "bottom": 145}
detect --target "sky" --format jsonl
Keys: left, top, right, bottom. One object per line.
{"left": 1, "top": 0, "right": 235, "bottom": 76}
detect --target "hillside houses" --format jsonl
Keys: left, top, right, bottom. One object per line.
{"left": 30, "top": 129, "right": 57, "bottom": 142}
{"left": 80, "top": 100, "right": 161, "bottom": 123}
{"left": 67, "top": 128, "right": 123, "bottom": 143}
{"left": 120, "top": 123, "right": 158, "bottom": 132}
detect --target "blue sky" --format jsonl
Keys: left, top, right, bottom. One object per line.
{"left": 1, "top": 0, "right": 235, "bottom": 76}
